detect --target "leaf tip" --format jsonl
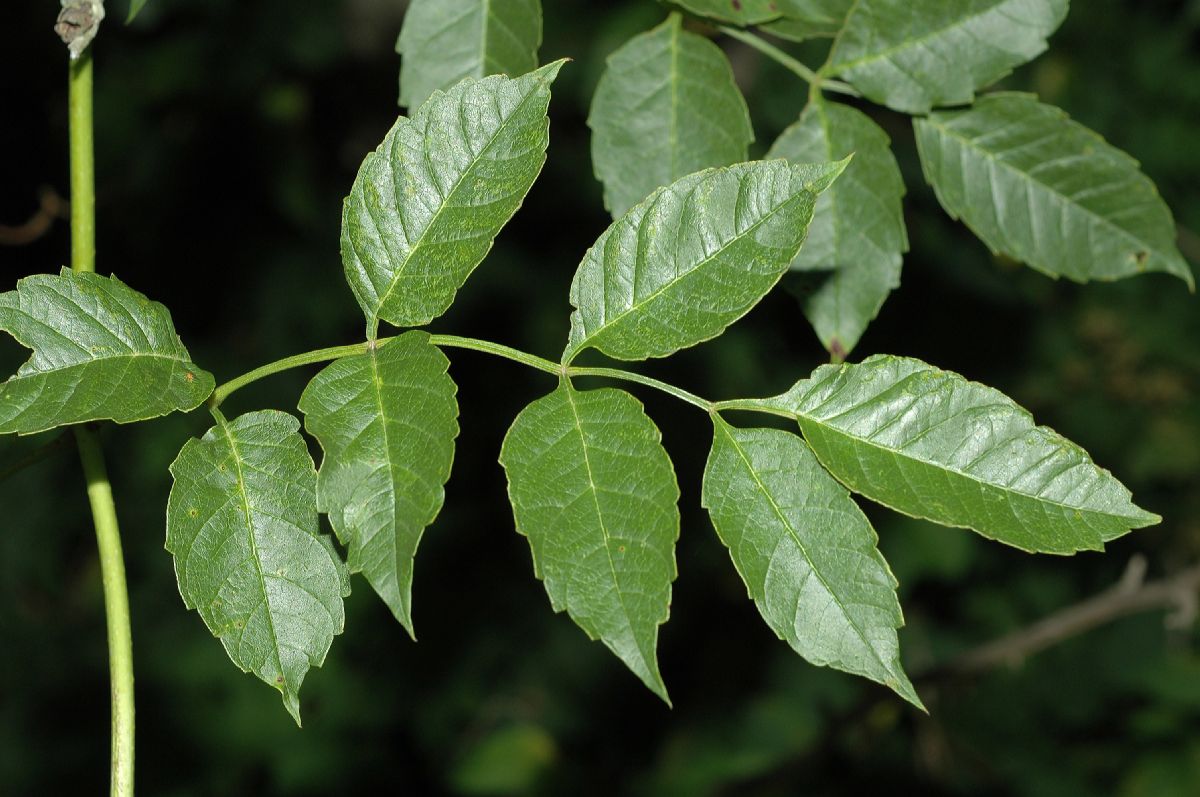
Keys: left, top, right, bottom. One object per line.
{"left": 891, "top": 673, "right": 927, "bottom": 713}
{"left": 281, "top": 689, "right": 303, "bottom": 728}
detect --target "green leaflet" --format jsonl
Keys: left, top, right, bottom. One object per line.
{"left": 702, "top": 420, "right": 920, "bottom": 707}
{"left": 166, "top": 410, "right": 350, "bottom": 725}
{"left": 342, "top": 62, "right": 564, "bottom": 335}
{"left": 825, "top": 0, "right": 1068, "bottom": 113}
{"left": 298, "top": 332, "right": 459, "bottom": 636}
{"left": 0, "top": 269, "right": 214, "bottom": 435}
{"left": 767, "top": 99, "right": 906, "bottom": 357}
{"left": 914, "top": 93, "right": 1194, "bottom": 288}
{"left": 744, "top": 355, "right": 1160, "bottom": 554}
{"left": 667, "top": 0, "right": 783, "bottom": 25}
{"left": 588, "top": 13, "right": 754, "bottom": 219}
{"left": 499, "top": 382, "right": 679, "bottom": 703}
{"left": 564, "top": 159, "right": 846, "bottom": 364}
{"left": 397, "top": 0, "right": 542, "bottom": 109}
{"left": 762, "top": 0, "right": 853, "bottom": 41}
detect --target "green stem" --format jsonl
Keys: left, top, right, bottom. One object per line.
{"left": 568, "top": 366, "right": 712, "bottom": 412}
{"left": 718, "top": 26, "right": 860, "bottom": 98}
{"left": 209, "top": 341, "right": 376, "bottom": 407}
{"left": 69, "top": 47, "right": 135, "bottom": 797}
{"left": 711, "top": 398, "right": 797, "bottom": 421}
{"left": 75, "top": 427, "right": 135, "bottom": 797}
{"left": 69, "top": 54, "right": 96, "bottom": 272}
{"left": 210, "top": 334, "right": 715, "bottom": 413}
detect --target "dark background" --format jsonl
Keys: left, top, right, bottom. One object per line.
{"left": 3, "top": 1, "right": 1200, "bottom": 794}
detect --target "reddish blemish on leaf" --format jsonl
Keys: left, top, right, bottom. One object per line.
{"left": 732, "top": 0, "right": 742, "bottom": 10}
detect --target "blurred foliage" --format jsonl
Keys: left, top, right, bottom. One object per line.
{"left": 2, "top": 0, "right": 1199, "bottom": 794}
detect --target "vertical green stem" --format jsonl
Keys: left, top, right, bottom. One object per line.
{"left": 69, "top": 54, "right": 96, "bottom": 272}
{"left": 70, "top": 49, "right": 135, "bottom": 797}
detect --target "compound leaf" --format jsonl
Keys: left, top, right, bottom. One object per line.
{"left": 499, "top": 382, "right": 679, "bottom": 703}
{"left": 342, "top": 61, "right": 564, "bottom": 335}
{"left": 299, "top": 332, "right": 459, "bottom": 636}
{"left": 0, "top": 269, "right": 214, "bottom": 436}
{"left": 745, "top": 355, "right": 1160, "bottom": 554}
{"left": 565, "top": 159, "right": 846, "bottom": 363}
{"left": 667, "top": 0, "right": 784, "bottom": 25}
{"left": 767, "top": 99, "right": 906, "bottom": 357}
{"left": 825, "top": 0, "right": 1068, "bottom": 113}
{"left": 397, "top": 0, "right": 542, "bottom": 109}
{"left": 914, "top": 93, "right": 1194, "bottom": 288}
{"left": 702, "top": 420, "right": 920, "bottom": 707}
{"left": 589, "top": 13, "right": 754, "bottom": 219}
{"left": 166, "top": 410, "right": 349, "bottom": 725}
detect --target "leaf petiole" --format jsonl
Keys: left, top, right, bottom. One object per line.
{"left": 210, "top": 334, "right": 715, "bottom": 413}
{"left": 717, "top": 26, "right": 859, "bottom": 98}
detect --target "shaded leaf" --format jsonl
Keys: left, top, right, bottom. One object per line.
{"left": 589, "top": 13, "right": 754, "bottom": 219}
{"left": 299, "top": 332, "right": 459, "bottom": 636}
{"left": 743, "top": 355, "right": 1160, "bottom": 553}
{"left": 762, "top": 0, "right": 853, "bottom": 41}
{"left": 767, "top": 99, "right": 906, "bottom": 356}
{"left": 668, "top": 0, "right": 784, "bottom": 25}
{"left": 914, "top": 93, "right": 1194, "bottom": 288}
{"left": 397, "top": 0, "right": 542, "bottom": 109}
{"left": 565, "top": 159, "right": 846, "bottom": 363}
{"left": 499, "top": 382, "right": 679, "bottom": 702}
{"left": 0, "top": 269, "right": 214, "bottom": 435}
{"left": 702, "top": 420, "right": 920, "bottom": 706}
{"left": 166, "top": 410, "right": 349, "bottom": 725}
{"left": 825, "top": 0, "right": 1068, "bottom": 113}
{"left": 342, "top": 62, "right": 564, "bottom": 335}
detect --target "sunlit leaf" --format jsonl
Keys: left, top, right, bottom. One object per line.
{"left": 914, "top": 93, "right": 1194, "bottom": 288}
{"left": 299, "top": 332, "right": 459, "bottom": 636}
{"left": 589, "top": 13, "right": 754, "bottom": 219}
{"left": 499, "top": 382, "right": 679, "bottom": 702}
{"left": 767, "top": 98, "right": 906, "bottom": 357}
{"left": 166, "top": 410, "right": 349, "bottom": 725}
{"left": 342, "top": 62, "right": 564, "bottom": 335}
{"left": 0, "top": 269, "right": 213, "bottom": 435}
{"left": 703, "top": 420, "right": 921, "bottom": 706}
{"left": 397, "top": 0, "right": 542, "bottom": 109}
{"left": 744, "top": 355, "right": 1160, "bottom": 553}
{"left": 565, "top": 159, "right": 846, "bottom": 363}
{"left": 825, "top": 0, "right": 1068, "bottom": 113}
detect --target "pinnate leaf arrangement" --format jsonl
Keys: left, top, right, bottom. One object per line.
{"left": 13, "top": 0, "right": 1194, "bottom": 726}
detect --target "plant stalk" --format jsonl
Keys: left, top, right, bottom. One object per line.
{"left": 70, "top": 48, "right": 136, "bottom": 797}
{"left": 209, "top": 334, "right": 715, "bottom": 413}
{"left": 718, "top": 26, "right": 860, "bottom": 98}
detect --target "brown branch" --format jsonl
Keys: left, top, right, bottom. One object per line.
{"left": 0, "top": 186, "right": 68, "bottom": 246}
{"left": 939, "top": 555, "right": 1200, "bottom": 676}
{"left": 717, "top": 556, "right": 1200, "bottom": 795}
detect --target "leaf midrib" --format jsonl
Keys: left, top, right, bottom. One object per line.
{"left": 796, "top": 410, "right": 1148, "bottom": 527}
{"left": 563, "top": 386, "right": 648, "bottom": 674}
{"left": 920, "top": 112, "right": 1180, "bottom": 274}
{"left": 370, "top": 74, "right": 547, "bottom": 325}
{"left": 718, "top": 422, "right": 894, "bottom": 673}
{"left": 219, "top": 416, "right": 288, "bottom": 692}
{"left": 570, "top": 170, "right": 807, "bottom": 358}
